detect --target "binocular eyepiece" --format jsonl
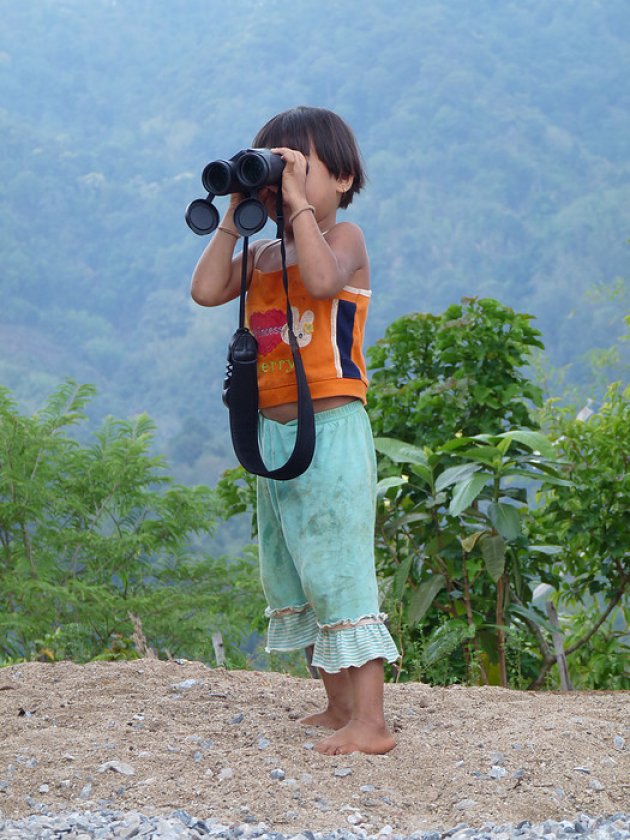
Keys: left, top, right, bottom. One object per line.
{"left": 185, "top": 148, "right": 284, "bottom": 237}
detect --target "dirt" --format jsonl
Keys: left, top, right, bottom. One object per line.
{"left": 0, "top": 659, "right": 628, "bottom": 834}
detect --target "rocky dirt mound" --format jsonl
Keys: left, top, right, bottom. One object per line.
{"left": 0, "top": 660, "right": 628, "bottom": 834}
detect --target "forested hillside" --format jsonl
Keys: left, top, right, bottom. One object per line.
{"left": 1, "top": 0, "right": 628, "bottom": 482}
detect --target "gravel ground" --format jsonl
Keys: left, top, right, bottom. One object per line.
{"left": 0, "top": 807, "right": 628, "bottom": 839}
{"left": 1, "top": 660, "right": 628, "bottom": 839}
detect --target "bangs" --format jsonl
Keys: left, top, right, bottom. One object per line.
{"left": 251, "top": 106, "right": 365, "bottom": 208}
{"left": 253, "top": 111, "right": 313, "bottom": 157}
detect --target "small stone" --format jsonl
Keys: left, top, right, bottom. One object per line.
{"left": 218, "top": 767, "right": 234, "bottom": 781}
{"left": 574, "top": 766, "right": 591, "bottom": 774}
{"left": 98, "top": 760, "right": 135, "bottom": 776}
{"left": 171, "top": 809, "right": 194, "bottom": 827}
{"left": 489, "top": 752, "right": 505, "bottom": 765}
{"left": 38, "top": 784, "right": 49, "bottom": 793}
{"left": 172, "top": 679, "right": 200, "bottom": 690}
{"left": 588, "top": 778, "right": 604, "bottom": 791}
{"left": 454, "top": 799, "right": 477, "bottom": 811}
{"left": 512, "top": 768, "right": 525, "bottom": 779}
{"left": 118, "top": 814, "right": 142, "bottom": 838}
{"left": 489, "top": 765, "right": 507, "bottom": 779}
{"left": 360, "top": 784, "right": 375, "bottom": 792}
{"left": 270, "top": 768, "right": 285, "bottom": 780}
{"left": 79, "top": 783, "right": 93, "bottom": 799}
{"left": 258, "top": 738, "right": 270, "bottom": 750}
{"left": 378, "top": 826, "right": 393, "bottom": 836}
{"left": 347, "top": 813, "right": 364, "bottom": 825}
{"left": 334, "top": 767, "right": 353, "bottom": 778}
{"left": 230, "top": 713, "right": 244, "bottom": 724}
{"left": 613, "top": 735, "right": 625, "bottom": 751}
{"left": 303, "top": 742, "right": 314, "bottom": 750}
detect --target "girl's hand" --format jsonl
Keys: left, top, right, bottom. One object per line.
{"left": 270, "top": 147, "right": 309, "bottom": 212}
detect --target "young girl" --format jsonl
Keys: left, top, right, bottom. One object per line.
{"left": 191, "top": 106, "right": 399, "bottom": 755}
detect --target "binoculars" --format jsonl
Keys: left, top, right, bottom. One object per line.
{"left": 185, "top": 148, "right": 284, "bottom": 237}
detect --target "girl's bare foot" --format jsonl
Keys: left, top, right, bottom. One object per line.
{"left": 300, "top": 661, "right": 352, "bottom": 729}
{"left": 314, "top": 718, "right": 396, "bottom": 755}
{"left": 299, "top": 706, "right": 351, "bottom": 729}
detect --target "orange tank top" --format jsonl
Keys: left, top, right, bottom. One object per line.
{"left": 245, "top": 264, "right": 370, "bottom": 409}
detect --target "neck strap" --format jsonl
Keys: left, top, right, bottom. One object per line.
{"left": 223, "top": 190, "right": 315, "bottom": 480}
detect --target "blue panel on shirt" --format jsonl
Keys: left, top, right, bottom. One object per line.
{"left": 336, "top": 299, "right": 361, "bottom": 380}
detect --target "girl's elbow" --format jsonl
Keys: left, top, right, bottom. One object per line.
{"left": 190, "top": 282, "right": 216, "bottom": 307}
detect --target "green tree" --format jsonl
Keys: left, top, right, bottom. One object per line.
{"left": 0, "top": 380, "right": 265, "bottom": 665}
{"left": 373, "top": 429, "right": 566, "bottom": 687}
{"left": 528, "top": 383, "right": 629, "bottom": 689}
{"left": 367, "top": 303, "right": 628, "bottom": 689}
{"left": 367, "top": 298, "right": 544, "bottom": 448}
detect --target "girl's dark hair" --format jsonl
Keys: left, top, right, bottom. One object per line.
{"left": 252, "top": 106, "right": 365, "bottom": 209}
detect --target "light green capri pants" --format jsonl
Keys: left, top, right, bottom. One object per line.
{"left": 257, "top": 400, "right": 399, "bottom": 674}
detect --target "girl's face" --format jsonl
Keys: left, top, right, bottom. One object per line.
{"left": 259, "top": 145, "right": 353, "bottom": 232}
{"left": 301, "top": 148, "right": 351, "bottom": 223}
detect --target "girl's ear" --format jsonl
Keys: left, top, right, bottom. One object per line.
{"left": 336, "top": 174, "right": 354, "bottom": 196}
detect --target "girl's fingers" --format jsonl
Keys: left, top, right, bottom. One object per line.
{"left": 271, "top": 147, "right": 307, "bottom": 170}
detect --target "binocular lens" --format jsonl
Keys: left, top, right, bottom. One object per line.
{"left": 202, "top": 160, "right": 233, "bottom": 195}
{"left": 238, "top": 153, "right": 267, "bottom": 188}
{"left": 185, "top": 199, "right": 219, "bottom": 235}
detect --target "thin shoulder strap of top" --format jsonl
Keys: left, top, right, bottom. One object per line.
{"left": 252, "top": 238, "right": 278, "bottom": 269}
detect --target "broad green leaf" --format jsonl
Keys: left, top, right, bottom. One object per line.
{"left": 435, "top": 462, "right": 481, "bottom": 492}
{"left": 376, "top": 476, "right": 407, "bottom": 498}
{"left": 383, "top": 511, "right": 432, "bottom": 535}
{"left": 487, "top": 501, "right": 521, "bottom": 541}
{"left": 449, "top": 472, "right": 490, "bottom": 516}
{"left": 439, "top": 436, "right": 475, "bottom": 452}
{"left": 423, "top": 619, "right": 475, "bottom": 666}
{"left": 410, "top": 464, "right": 434, "bottom": 486}
{"left": 460, "top": 530, "right": 487, "bottom": 553}
{"left": 480, "top": 534, "right": 505, "bottom": 582}
{"left": 393, "top": 553, "right": 414, "bottom": 601}
{"left": 498, "top": 429, "right": 555, "bottom": 459}
{"left": 509, "top": 603, "right": 556, "bottom": 635}
{"left": 373, "top": 437, "right": 427, "bottom": 465}
{"left": 528, "top": 544, "right": 563, "bottom": 556}
{"left": 503, "top": 468, "right": 572, "bottom": 487}
{"left": 457, "top": 446, "right": 503, "bottom": 465}
{"left": 408, "top": 574, "right": 447, "bottom": 624}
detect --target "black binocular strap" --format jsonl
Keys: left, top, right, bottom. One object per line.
{"left": 226, "top": 193, "right": 315, "bottom": 480}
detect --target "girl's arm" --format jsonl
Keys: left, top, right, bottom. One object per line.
{"left": 294, "top": 217, "right": 369, "bottom": 299}
{"left": 190, "top": 196, "right": 267, "bottom": 306}
{"left": 271, "top": 146, "right": 369, "bottom": 299}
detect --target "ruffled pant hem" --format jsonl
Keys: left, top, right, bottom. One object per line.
{"left": 264, "top": 604, "right": 399, "bottom": 674}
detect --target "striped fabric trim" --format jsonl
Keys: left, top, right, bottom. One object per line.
{"left": 265, "top": 604, "right": 319, "bottom": 652}
{"left": 330, "top": 299, "right": 342, "bottom": 377}
{"left": 312, "top": 621, "right": 400, "bottom": 675}
{"left": 342, "top": 285, "right": 372, "bottom": 297}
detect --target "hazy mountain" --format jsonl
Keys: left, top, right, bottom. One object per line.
{"left": 1, "top": 0, "right": 628, "bottom": 481}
